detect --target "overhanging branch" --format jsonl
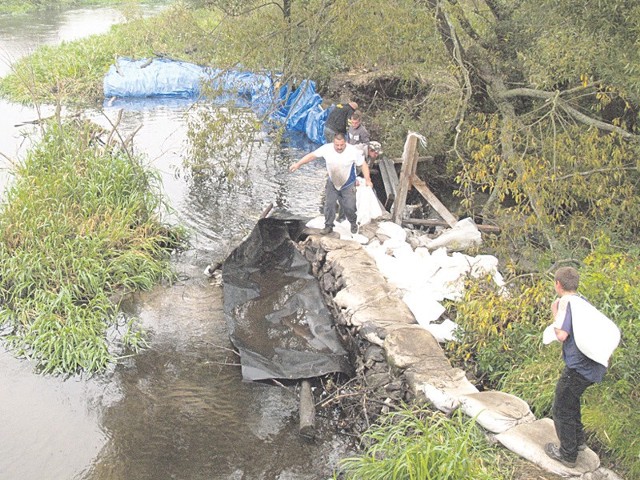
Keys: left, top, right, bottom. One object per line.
{"left": 500, "top": 88, "right": 638, "bottom": 139}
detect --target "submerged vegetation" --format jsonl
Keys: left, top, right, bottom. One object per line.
{"left": 1, "top": 0, "right": 639, "bottom": 476}
{"left": 0, "top": 120, "right": 184, "bottom": 374}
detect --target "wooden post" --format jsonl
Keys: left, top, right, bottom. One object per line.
{"left": 410, "top": 174, "right": 457, "bottom": 227}
{"left": 391, "top": 134, "right": 419, "bottom": 224}
{"left": 299, "top": 380, "right": 316, "bottom": 439}
{"left": 402, "top": 218, "right": 501, "bottom": 234}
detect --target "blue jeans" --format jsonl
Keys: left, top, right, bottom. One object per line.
{"left": 324, "top": 180, "right": 356, "bottom": 228}
{"left": 552, "top": 367, "right": 592, "bottom": 462}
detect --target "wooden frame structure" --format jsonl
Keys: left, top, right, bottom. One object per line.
{"left": 389, "top": 133, "right": 500, "bottom": 234}
{"left": 391, "top": 133, "right": 457, "bottom": 227}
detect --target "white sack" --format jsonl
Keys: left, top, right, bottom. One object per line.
{"left": 495, "top": 418, "right": 600, "bottom": 477}
{"left": 305, "top": 216, "right": 325, "bottom": 229}
{"left": 356, "top": 185, "right": 383, "bottom": 226}
{"left": 459, "top": 391, "right": 536, "bottom": 433}
{"left": 544, "top": 295, "right": 620, "bottom": 367}
{"left": 421, "top": 217, "right": 482, "bottom": 251}
{"left": 376, "top": 221, "right": 407, "bottom": 243}
{"left": 420, "top": 375, "right": 479, "bottom": 415}
{"left": 403, "top": 289, "right": 446, "bottom": 326}
{"left": 424, "top": 318, "right": 458, "bottom": 343}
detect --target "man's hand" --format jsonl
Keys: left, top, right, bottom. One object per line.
{"left": 289, "top": 161, "right": 300, "bottom": 173}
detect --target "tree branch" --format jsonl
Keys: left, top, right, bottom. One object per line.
{"left": 500, "top": 88, "right": 638, "bottom": 139}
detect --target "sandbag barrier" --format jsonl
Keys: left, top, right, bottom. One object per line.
{"left": 297, "top": 227, "right": 624, "bottom": 480}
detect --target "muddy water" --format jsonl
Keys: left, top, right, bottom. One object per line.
{"left": 0, "top": 6, "right": 350, "bottom": 480}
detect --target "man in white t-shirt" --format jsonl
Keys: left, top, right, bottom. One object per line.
{"left": 289, "top": 133, "right": 373, "bottom": 234}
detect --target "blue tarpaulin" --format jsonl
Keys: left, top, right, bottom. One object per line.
{"left": 104, "top": 57, "right": 327, "bottom": 144}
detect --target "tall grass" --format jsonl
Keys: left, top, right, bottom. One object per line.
{"left": 0, "top": 120, "right": 185, "bottom": 374}
{"left": 338, "top": 407, "right": 509, "bottom": 480}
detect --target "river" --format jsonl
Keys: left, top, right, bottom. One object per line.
{"left": 0, "top": 5, "right": 349, "bottom": 480}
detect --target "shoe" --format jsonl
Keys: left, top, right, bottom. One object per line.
{"left": 321, "top": 226, "right": 333, "bottom": 234}
{"left": 544, "top": 443, "right": 576, "bottom": 468}
{"left": 350, "top": 223, "right": 358, "bottom": 234}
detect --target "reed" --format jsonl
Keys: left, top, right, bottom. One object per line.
{"left": 0, "top": 120, "right": 185, "bottom": 374}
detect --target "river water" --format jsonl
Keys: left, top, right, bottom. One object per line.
{"left": 0, "top": 5, "right": 348, "bottom": 480}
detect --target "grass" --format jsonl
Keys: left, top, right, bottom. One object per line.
{"left": 0, "top": 119, "right": 185, "bottom": 374}
{"left": 338, "top": 407, "right": 510, "bottom": 480}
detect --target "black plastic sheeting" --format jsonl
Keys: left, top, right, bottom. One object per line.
{"left": 222, "top": 215, "right": 352, "bottom": 382}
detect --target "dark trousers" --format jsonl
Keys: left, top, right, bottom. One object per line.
{"left": 324, "top": 179, "right": 356, "bottom": 228}
{"left": 324, "top": 127, "right": 337, "bottom": 144}
{"left": 552, "top": 367, "right": 593, "bottom": 461}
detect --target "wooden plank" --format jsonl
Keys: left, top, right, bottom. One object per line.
{"left": 402, "top": 217, "right": 501, "bottom": 234}
{"left": 410, "top": 174, "right": 458, "bottom": 227}
{"left": 387, "top": 155, "right": 434, "bottom": 165}
{"left": 378, "top": 157, "right": 398, "bottom": 206}
{"left": 391, "top": 135, "right": 419, "bottom": 223}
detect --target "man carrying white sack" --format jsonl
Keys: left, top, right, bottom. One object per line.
{"left": 542, "top": 266, "right": 620, "bottom": 468}
{"left": 289, "top": 133, "right": 372, "bottom": 235}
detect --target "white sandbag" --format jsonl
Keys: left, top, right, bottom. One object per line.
{"left": 383, "top": 238, "right": 414, "bottom": 258}
{"left": 403, "top": 289, "right": 446, "bottom": 326}
{"left": 351, "top": 233, "right": 369, "bottom": 244}
{"left": 305, "top": 216, "right": 325, "bottom": 229}
{"left": 424, "top": 318, "right": 458, "bottom": 343}
{"left": 376, "top": 221, "right": 407, "bottom": 243}
{"left": 356, "top": 185, "right": 383, "bottom": 226}
{"left": 495, "top": 418, "right": 600, "bottom": 477}
{"left": 544, "top": 296, "right": 621, "bottom": 368}
{"left": 458, "top": 391, "right": 536, "bottom": 433}
{"left": 567, "top": 295, "right": 620, "bottom": 367}
{"left": 422, "top": 217, "right": 482, "bottom": 251}
{"left": 419, "top": 374, "right": 479, "bottom": 415}
{"left": 542, "top": 324, "right": 557, "bottom": 345}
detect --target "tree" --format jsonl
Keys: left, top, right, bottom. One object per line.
{"left": 413, "top": 0, "right": 640, "bottom": 255}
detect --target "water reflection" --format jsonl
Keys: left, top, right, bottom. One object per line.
{"left": 0, "top": 5, "right": 348, "bottom": 480}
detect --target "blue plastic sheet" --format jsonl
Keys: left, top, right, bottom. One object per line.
{"left": 103, "top": 57, "right": 328, "bottom": 144}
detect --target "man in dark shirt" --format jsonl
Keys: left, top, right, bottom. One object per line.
{"left": 544, "top": 267, "right": 607, "bottom": 468}
{"left": 324, "top": 101, "right": 358, "bottom": 143}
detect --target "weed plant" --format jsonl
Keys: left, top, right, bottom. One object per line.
{"left": 0, "top": 120, "right": 184, "bottom": 374}
{"left": 338, "top": 407, "right": 509, "bottom": 480}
